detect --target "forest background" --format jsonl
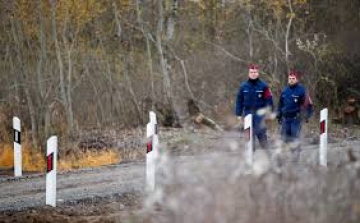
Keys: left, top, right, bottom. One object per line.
{"left": 0, "top": 0, "right": 359, "bottom": 155}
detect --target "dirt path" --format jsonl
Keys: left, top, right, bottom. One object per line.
{"left": 0, "top": 129, "right": 360, "bottom": 223}
{"left": 0, "top": 162, "right": 145, "bottom": 212}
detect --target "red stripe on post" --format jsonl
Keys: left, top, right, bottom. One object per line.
{"left": 147, "top": 140, "right": 153, "bottom": 153}
{"left": 320, "top": 120, "right": 326, "bottom": 134}
{"left": 47, "top": 153, "right": 54, "bottom": 173}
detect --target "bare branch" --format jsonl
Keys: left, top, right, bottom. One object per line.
{"left": 203, "top": 41, "right": 247, "bottom": 63}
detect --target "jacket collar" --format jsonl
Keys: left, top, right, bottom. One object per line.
{"left": 248, "top": 78, "right": 259, "bottom": 85}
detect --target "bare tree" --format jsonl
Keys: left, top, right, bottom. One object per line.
{"left": 50, "top": 0, "right": 76, "bottom": 136}
{"left": 9, "top": 13, "right": 38, "bottom": 147}
{"left": 156, "top": 0, "right": 172, "bottom": 103}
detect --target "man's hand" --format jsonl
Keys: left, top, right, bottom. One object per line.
{"left": 237, "top": 116, "right": 243, "bottom": 124}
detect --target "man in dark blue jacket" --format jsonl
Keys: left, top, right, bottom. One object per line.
{"left": 235, "top": 64, "right": 274, "bottom": 149}
{"left": 277, "top": 70, "right": 313, "bottom": 160}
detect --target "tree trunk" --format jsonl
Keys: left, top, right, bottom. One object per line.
{"left": 157, "top": 0, "right": 172, "bottom": 102}
{"left": 123, "top": 56, "right": 143, "bottom": 124}
{"left": 156, "top": 0, "right": 180, "bottom": 127}
{"left": 135, "top": 0, "right": 155, "bottom": 111}
{"left": 285, "top": 0, "right": 294, "bottom": 68}
{"left": 165, "top": 0, "right": 178, "bottom": 41}
{"left": 10, "top": 17, "right": 38, "bottom": 148}
{"left": 50, "top": 1, "right": 75, "bottom": 136}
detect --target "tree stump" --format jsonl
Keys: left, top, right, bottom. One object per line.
{"left": 187, "top": 99, "right": 223, "bottom": 131}
{"left": 155, "top": 101, "right": 182, "bottom": 128}
{"left": 141, "top": 97, "right": 181, "bottom": 128}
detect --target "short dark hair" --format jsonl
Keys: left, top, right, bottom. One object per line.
{"left": 289, "top": 69, "right": 303, "bottom": 78}
{"left": 248, "top": 64, "right": 259, "bottom": 70}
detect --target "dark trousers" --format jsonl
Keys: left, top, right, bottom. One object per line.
{"left": 253, "top": 115, "right": 268, "bottom": 149}
{"left": 280, "top": 117, "right": 301, "bottom": 142}
{"left": 280, "top": 117, "right": 302, "bottom": 162}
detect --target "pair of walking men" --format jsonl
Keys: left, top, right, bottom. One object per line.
{"left": 235, "top": 64, "right": 313, "bottom": 158}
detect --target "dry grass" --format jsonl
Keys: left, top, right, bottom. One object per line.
{"left": 0, "top": 143, "right": 129, "bottom": 172}
{"left": 0, "top": 143, "right": 45, "bottom": 171}
{"left": 58, "top": 150, "right": 120, "bottom": 170}
{"left": 0, "top": 143, "right": 13, "bottom": 168}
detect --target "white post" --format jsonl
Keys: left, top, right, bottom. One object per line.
{"left": 13, "top": 117, "right": 22, "bottom": 177}
{"left": 146, "top": 111, "right": 158, "bottom": 193}
{"left": 46, "top": 136, "right": 58, "bottom": 207}
{"left": 319, "top": 108, "right": 328, "bottom": 167}
{"left": 244, "top": 114, "right": 253, "bottom": 166}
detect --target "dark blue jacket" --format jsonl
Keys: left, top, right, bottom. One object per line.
{"left": 277, "top": 83, "right": 313, "bottom": 119}
{"left": 235, "top": 79, "right": 274, "bottom": 116}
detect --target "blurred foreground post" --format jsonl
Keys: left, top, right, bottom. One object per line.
{"left": 320, "top": 108, "right": 328, "bottom": 167}
{"left": 244, "top": 114, "right": 253, "bottom": 166}
{"left": 146, "top": 111, "right": 159, "bottom": 193}
{"left": 46, "top": 136, "right": 58, "bottom": 207}
{"left": 13, "top": 117, "right": 22, "bottom": 177}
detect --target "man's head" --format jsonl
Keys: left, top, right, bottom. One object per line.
{"left": 288, "top": 70, "right": 300, "bottom": 86}
{"left": 248, "top": 64, "right": 259, "bottom": 80}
